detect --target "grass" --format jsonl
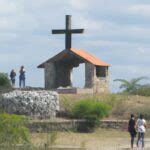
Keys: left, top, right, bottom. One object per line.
{"left": 29, "top": 128, "right": 150, "bottom": 150}
{"left": 0, "top": 128, "right": 150, "bottom": 149}
{"left": 110, "top": 94, "right": 150, "bottom": 119}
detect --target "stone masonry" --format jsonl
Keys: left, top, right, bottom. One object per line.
{"left": 45, "top": 63, "right": 56, "bottom": 89}
{"left": 1, "top": 90, "right": 59, "bottom": 119}
{"left": 85, "top": 62, "right": 109, "bottom": 93}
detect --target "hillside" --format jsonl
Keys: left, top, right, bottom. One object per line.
{"left": 59, "top": 93, "right": 150, "bottom": 120}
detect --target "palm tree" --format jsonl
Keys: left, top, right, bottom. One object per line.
{"left": 114, "top": 76, "right": 149, "bottom": 93}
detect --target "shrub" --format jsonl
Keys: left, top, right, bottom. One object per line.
{"left": 0, "top": 113, "right": 29, "bottom": 146}
{"left": 0, "top": 73, "right": 11, "bottom": 92}
{"left": 131, "top": 84, "right": 150, "bottom": 97}
{"left": 71, "top": 99, "right": 111, "bottom": 132}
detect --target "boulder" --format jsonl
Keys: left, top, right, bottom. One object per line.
{"left": 0, "top": 90, "right": 59, "bottom": 119}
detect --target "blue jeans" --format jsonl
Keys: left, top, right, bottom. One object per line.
{"left": 19, "top": 78, "right": 25, "bottom": 88}
{"left": 137, "top": 132, "right": 145, "bottom": 148}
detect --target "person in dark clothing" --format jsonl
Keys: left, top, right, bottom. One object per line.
{"left": 10, "top": 69, "right": 16, "bottom": 88}
{"left": 19, "top": 66, "right": 26, "bottom": 88}
{"left": 128, "top": 114, "right": 137, "bottom": 148}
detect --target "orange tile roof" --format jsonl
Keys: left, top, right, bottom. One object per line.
{"left": 70, "top": 48, "right": 110, "bottom": 66}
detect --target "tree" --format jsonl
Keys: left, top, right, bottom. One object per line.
{"left": 114, "top": 77, "right": 149, "bottom": 93}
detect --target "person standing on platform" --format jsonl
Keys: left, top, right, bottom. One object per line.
{"left": 10, "top": 69, "right": 16, "bottom": 88}
{"left": 19, "top": 66, "right": 26, "bottom": 88}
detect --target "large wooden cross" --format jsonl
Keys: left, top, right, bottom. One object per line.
{"left": 52, "top": 15, "right": 84, "bottom": 50}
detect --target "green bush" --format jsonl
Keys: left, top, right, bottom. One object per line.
{"left": 71, "top": 99, "right": 111, "bottom": 132}
{"left": 131, "top": 84, "right": 150, "bottom": 97}
{"left": 0, "top": 113, "right": 29, "bottom": 146}
{"left": 0, "top": 73, "right": 11, "bottom": 92}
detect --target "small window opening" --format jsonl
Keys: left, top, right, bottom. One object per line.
{"left": 96, "top": 66, "right": 107, "bottom": 77}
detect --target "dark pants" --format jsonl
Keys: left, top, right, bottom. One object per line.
{"left": 11, "top": 78, "right": 15, "bottom": 87}
{"left": 19, "top": 77, "right": 25, "bottom": 88}
{"left": 130, "top": 132, "right": 136, "bottom": 148}
{"left": 137, "top": 132, "right": 145, "bottom": 148}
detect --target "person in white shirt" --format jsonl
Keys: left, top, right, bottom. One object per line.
{"left": 136, "top": 114, "right": 146, "bottom": 148}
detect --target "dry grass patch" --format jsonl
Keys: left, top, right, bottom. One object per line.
{"left": 29, "top": 129, "right": 150, "bottom": 150}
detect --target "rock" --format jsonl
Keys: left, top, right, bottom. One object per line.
{"left": 0, "top": 90, "right": 59, "bottom": 119}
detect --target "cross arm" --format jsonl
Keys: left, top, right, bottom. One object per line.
{"left": 71, "top": 29, "right": 84, "bottom": 34}
{"left": 52, "top": 30, "right": 66, "bottom": 34}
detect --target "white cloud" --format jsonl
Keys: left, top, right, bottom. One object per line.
{"left": 73, "top": 16, "right": 104, "bottom": 31}
{"left": 83, "top": 40, "right": 136, "bottom": 47}
{"left": 112, "top": 65, "right": 150, "bottom": 78}
{"left": 0, "top": 33, "right": 18, "bottom": 42}
{"left": 0, "top": 0, "right": 16, "bottom": 14}
{"left": 129, "top": 4, "right": 150, "bottom": 16}
{"left": 0, "top": 17, "right": 17, "bottom": 30}
{"left": 0, "top": 53, "right": 23, "bottom": 64}
{"left": 69, "top": 0, "right": 90, "bottom": 10}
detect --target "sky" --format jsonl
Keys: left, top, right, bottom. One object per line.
{"left": 0, "top": 0, "right": 150, "bottom": 92}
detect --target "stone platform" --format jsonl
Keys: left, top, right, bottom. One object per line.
{"left": 56, "top": 88, "right": 94, "bottom": 94}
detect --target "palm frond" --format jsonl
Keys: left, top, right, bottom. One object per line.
{"left": 131, "top": 76, "right": 149, "bottom": 85}
{"left": 113, "top": 79, "right": 130, "bottom": 85}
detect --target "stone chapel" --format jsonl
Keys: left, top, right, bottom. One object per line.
{"left": 38, "top": 15, "right": 110, "bottom": 94}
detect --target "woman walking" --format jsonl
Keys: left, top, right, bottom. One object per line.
{"left": 128, "top": 114, "right": 137, "bottom": 148}
{"left": 136, "top": 114, "right": 146, "bottom": 148}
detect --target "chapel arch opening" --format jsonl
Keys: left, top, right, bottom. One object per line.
{"left": 72, "top": 63, "right": 85, "bottom": 88}
{"left": 52, "top": 50, "right": 85, "bottom": 89}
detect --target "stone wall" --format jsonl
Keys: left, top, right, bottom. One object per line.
{"left": 85, "top": 62, "right": 109, "bottom": 93}
{"left": 93, "top": 77, "right": 109, "bottom": 93}
{"left": 28, "top": 120, "right": 131, "bottom": 132}
{"left": 0, "top": 90, "right": 59, "bottom": 119}
{"left": 93, "top": 66, "right": 109, "bottom": 93}
{"left": 45, "top": 63, "right": 56, "bottom": 89}
{"left": 85, "top": 63, "right": 95, "bottom": 88}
